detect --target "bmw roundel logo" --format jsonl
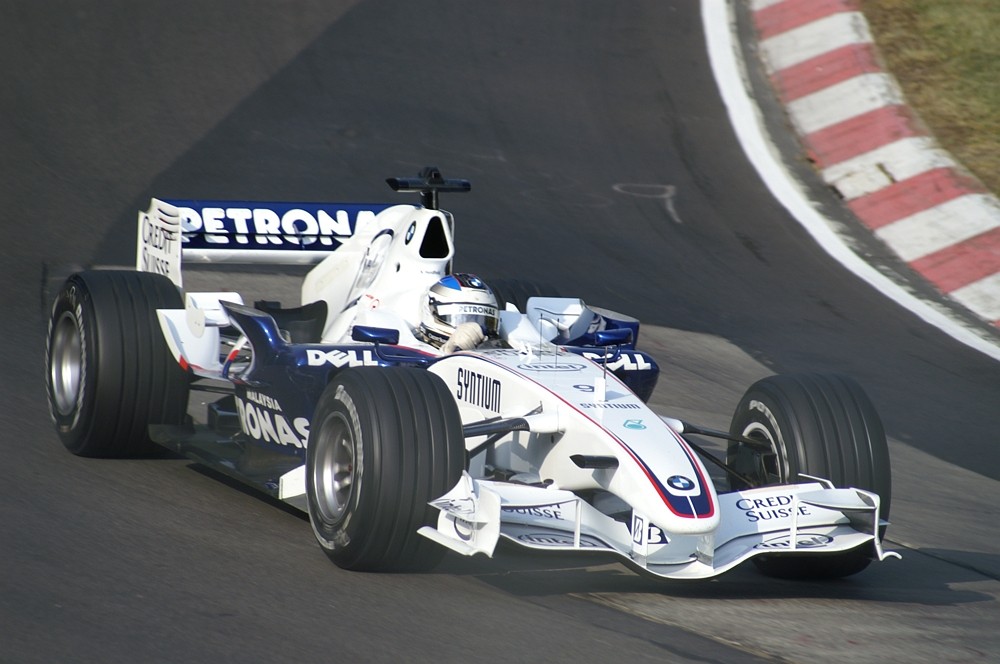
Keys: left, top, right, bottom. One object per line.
{"left": 405, "top": 222, "right": 417, "bottom": 244}
{"left": 667, "top": 475, "right": 695, "bottom": 491}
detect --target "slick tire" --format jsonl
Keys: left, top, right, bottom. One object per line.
{"left": 727, "top": 373, "right": 891, "bottom": 579}
{"left": 306, "top": 367, "right": 465, "bottom": 572}
{"left": 488, "top": 278, "right": 560, "bottom": 313}
{"left": 46, "top": 270, "right": 190, "bottom": 457}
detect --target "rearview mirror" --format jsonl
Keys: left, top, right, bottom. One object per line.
{"left": 351, "top": 326, "right": 400, "bottom": 345}
{"left": 594, "top": 328, "right": 633, "bottom": 347}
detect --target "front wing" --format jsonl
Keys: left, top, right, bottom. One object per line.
{"left": 419, "top": 474, "right": 900, "bottom": 580}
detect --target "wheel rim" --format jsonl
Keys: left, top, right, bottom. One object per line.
{"left": 739, "top": 422, "right": 783, "bottom": 486}
{"left": 313, "top": 412, "right": 356, "bottom": 522}
{"left": 50, "top": 312, "right": 83, "bottom": 416}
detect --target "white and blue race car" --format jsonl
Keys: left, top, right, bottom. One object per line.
{"left": 45, "top": 168, "right": 898, "bottom": 580}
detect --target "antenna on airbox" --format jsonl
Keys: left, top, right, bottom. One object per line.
{"left": 386, "top": 166, "right": 471, "bottom": 210}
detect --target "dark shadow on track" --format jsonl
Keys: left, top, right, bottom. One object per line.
{"left": 438, "top": 543, "right": 994, "bottom": 608}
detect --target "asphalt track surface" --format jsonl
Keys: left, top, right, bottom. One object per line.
{"left": 3, "top": 1, "right": 1000, "bottom": 662}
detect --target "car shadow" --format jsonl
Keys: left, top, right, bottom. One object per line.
{"left": 435, "top": 540, "right": 997, "bottom": 607}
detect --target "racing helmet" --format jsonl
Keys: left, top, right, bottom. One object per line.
{"left": 419, "top": 273, "right": 499, "bottom": 348}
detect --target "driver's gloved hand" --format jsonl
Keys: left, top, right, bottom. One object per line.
{"left": 441, "top": 322, "right": 485, "bottom": 353}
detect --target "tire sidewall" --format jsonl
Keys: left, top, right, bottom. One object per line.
{"left": 46, "top": 276, "right": 98, "bottom": 453}
{"left": 307, "top": 380, "right": 368, "bottom": 557}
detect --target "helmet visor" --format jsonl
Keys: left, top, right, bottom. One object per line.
{"left": 433, "top": 301, "right": 499, "bottom": 335}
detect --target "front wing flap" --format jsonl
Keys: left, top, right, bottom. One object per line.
{"left": 419, "top": 475, "right": 900, "bottom": 580}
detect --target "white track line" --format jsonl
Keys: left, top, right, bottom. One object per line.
{"left": 700, "top": 0, "right": 1000, "bottom": 362}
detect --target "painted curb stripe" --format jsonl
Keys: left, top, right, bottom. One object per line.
{"left": 787, "top": 73, "right": 903, "bottom": 135}
{"left": 911, "top": 228, "right": 1000, "bottom": 293}
{"left": 760, "top": 11, "right": 871, "bottom": 73}
{"left": 846, "top": 167, "right": 982, "bottom": 230}
{"left": 821, "top": 137, "right": 958, "bottom": 200}
{"left": 770, "top": 42, "right": 882, "bottom": 103}
{"left": 754, "top": 0, "right": 856, "bottom": 41}
{"left": 802, "top": 104, "right": 919, "bottom": 168}
{"left": 875, "top": 194, "right": 1000, "bottom": 263}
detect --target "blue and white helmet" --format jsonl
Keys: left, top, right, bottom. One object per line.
{"left": 420, "top": 273, "right": 499, "bottom": 348}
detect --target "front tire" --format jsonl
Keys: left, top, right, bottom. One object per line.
{"left": 45, "top": 270, "right": 190, "bottom": 457}
{"left": 306, "top": 367, "right": 465, "bottom": 572}
{"left": 727, "top": 373, "right": 891, "bottom": 579}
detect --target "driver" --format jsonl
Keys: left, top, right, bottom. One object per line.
{"left": 418, "top": 273, "right": 500, "bottom": 353}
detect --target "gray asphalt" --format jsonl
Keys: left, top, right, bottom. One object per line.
{"left": 3, "top": 1, "right": 999, "bottom": 662}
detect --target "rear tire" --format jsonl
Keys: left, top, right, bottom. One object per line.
{"left": 306, "top": 367, "right": 465, "bottom": 572}
{"left": 45, "top": 270, "right": 190, "bottom": 457}
{"left": 727, "top": 373, "right": 891, "bottom": 579}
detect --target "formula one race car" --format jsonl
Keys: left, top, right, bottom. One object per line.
{"left": 45, "top": 168, "right": 898, "bottom": 580}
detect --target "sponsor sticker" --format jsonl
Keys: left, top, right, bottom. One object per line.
{"left": 456, "top": 368, "right": 502, "bottom": 413}
{"left": 306, "top": 349, "right": 380, "bottom": 368}
{"left": 631, "top": 515, "right": 671, "bottom": 547}
{"left": 517, "top": 363, "right": 586, "bottom": 372}
{"left": 452, "top": 518, "right": 474, "bottom": 541}
{"left": 736, "top": 495, "right": 811, "bottom": 523}
{"left": 235, "top": 394, "right": 309, "bottom": 448}
{"left": 579, "top": 402, "right": 641, "bottom": 409}
{"left": 501, "top": 505, "right": 564, "bottom": 520}
{"left": 754, "top": 533, "right": 833, "bottom": 550}
{"left": 667, "top": 475, "right": 695, "bottom": 491}
{"left": 582, "top": 351, "right": 653, "bottom": 371}
{"left": 137, "top": 201, "right": 182, "bottom": 286}
{"left": 516, "top": 532, "right": 606, "bottom": 548}
{"left": 169, "top": 201, "right": 388, "bottom": 247}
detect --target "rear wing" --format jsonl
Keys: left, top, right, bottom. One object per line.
{"left": 136, "top": 198, "right": 393, "bottom": 288}
{"left": 136, "top": 167, "right": 471, "bottom": 288}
